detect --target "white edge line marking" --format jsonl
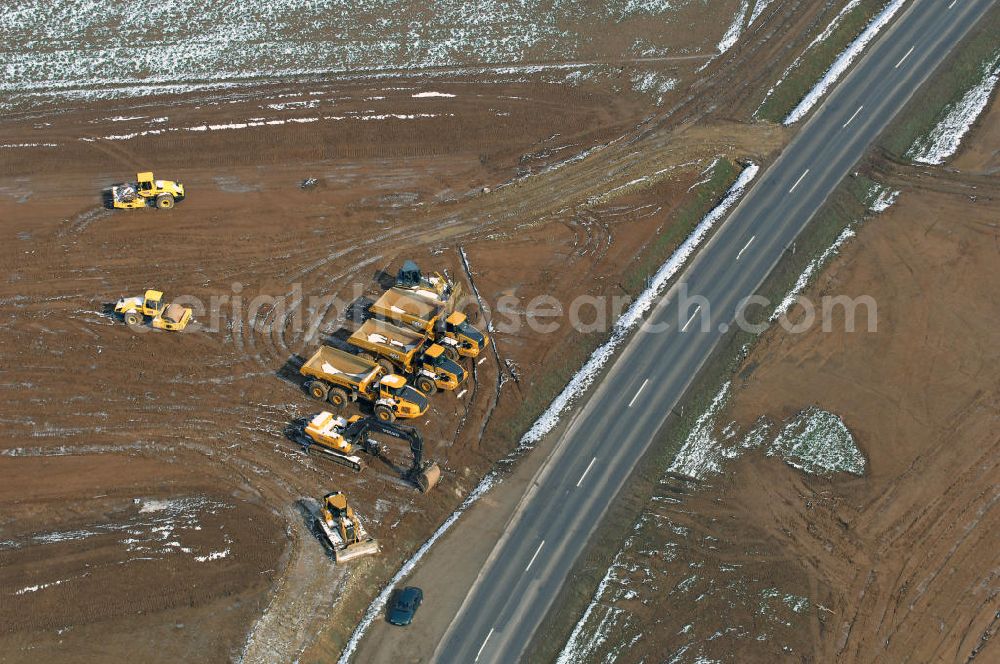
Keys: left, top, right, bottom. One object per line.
{"left": 476, "top": 628, "right": 495, "bottom": 662}
{"left": 843, "top": 105, "right": 864, "bottom": 128}
{"left": 736, "top": 235, "right": 756, "bottom": 261}
{"left": 477, "top": 357, "right": 486, "bottom": 365}
{"left": 576, "top": 457, "right": 597, "bottom": 487}
{"left": 628, "top": 379, "right": 649, "bottom": 407}
{"left": 789, "top": 169, "right": 809, "bottom": 193}
{"left": 681, "top": 305, "right": 701, "bottom": 332}
{"left": 525, "top": 541, "right": 545, "bottom": 572}
{"left": 895, "top": 45, "right": 915, "bottom": 68}
{"left": 456, "top": 389, "right": 467, "bottom": 399}
{"left": 948, "top": 0, "right": 957, "bottom": 7}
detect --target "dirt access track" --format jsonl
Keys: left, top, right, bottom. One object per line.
{"left": 0, "top": 1, "right": 846, "bottom": 660}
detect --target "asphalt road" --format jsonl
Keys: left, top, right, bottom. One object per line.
{"left": 434, "top": 0, "right": 998, "bottom": 661}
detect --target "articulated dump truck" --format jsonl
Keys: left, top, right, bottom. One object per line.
{"left": 299, "top": 345, "right": 428, "bottom": 422}
{"left": 347, "top": 319, "right": 465, "bottom": 394}
{"left": 369, "top": 288, "right": 489, "bottom": 359}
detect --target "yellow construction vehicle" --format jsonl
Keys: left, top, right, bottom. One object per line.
{"left": 111, "top": 171, "right": 185, "bottom": 209}
{"left": 369, "top": 288, "right": 489, "bottom": 359}
{"left": 303, "top": 411, "right": 367, "bottom": 471}
{"left": 440, "top": 310, "right": 489, "bottom": 359}
{"left": 299, "top": 345, "right": 428, "bottom": 422}
{"left": 113, "top": 289, "right": 192, "bottom": 331}
{"left": 316, "top": 492, "right": 379, "bottom": 562}
{"left": 300, "top": 412, "right": 441, "bottom": 491}
{"left": 348, "top": 319, "right": 465, "bottom": 394}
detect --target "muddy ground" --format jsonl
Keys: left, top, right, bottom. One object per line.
{"left": 557, "top": 80, "right": 1000, "bottom": 663}
{"left": 0, "top": 1, "right": 871, "bottom": 661}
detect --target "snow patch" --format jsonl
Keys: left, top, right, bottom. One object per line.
{"left": 718, "top": 0, "right": 750, "bottom": 55}
{"left": 869, "top": 188, "right": 899, "bottom": 213}
{"left": 14, "top": 577, "right": 70, "bottom": 595}
{"left": 667, "top": 383, "right": 732, "bottom": 479}
{"left": 771, "top": 226, "right": 855, "bottom": 322}
{"left": 768, "top": 408, "right": 866, "bottom": 475}
{"left": 1, "top": 142, "right": 58, "bottom": 148}
{"left": 784, "top": 0, "right": 907, "bottom": 125}
{"left": 749, "top": 0, "right": 775, "bottom": 25}
{"left": 630, "top": 70, "right": 678, "bottom": 105}
{"left": 195, "top": 548, "right": 230, "bottom": 562}
{"left": 556, "top": 554, "right": 627, "bottom": 664}
{"left": 411, "top": 91, "right": 455, "bottom": 98}
{"left": 908, "top": 53, "right": 1000, "bottom": 165}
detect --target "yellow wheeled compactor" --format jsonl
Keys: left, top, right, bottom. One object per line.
{"left": 113, "top": 289, "right": 192, "bottom": 331}
{"left": 111, "top": 171, "right": 185, "bottom": 209}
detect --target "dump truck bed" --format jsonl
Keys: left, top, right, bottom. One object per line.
{"left": 370, "top": 288, "right": 444, "bottom": 324}
{"left": 349, "top": 319, "right": 425, "bottom": 353}
{"left": 301, "top": 346, "right": 380, "bottom": 389}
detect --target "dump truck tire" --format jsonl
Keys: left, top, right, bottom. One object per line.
{"left": 443, "top": 346, "right": 460, "bottom": 361}
{"left": 374, "top": 405, "right": 395, "bottom": 423}
{"left": 308, "top": 381, "right": 329, "bottom": 401}
{"left": 415, "top": 376, "right": 437, "bottom": 395}
{"left": 124, "top": 312, "right": 141, "bottom": 327}
{"left": 378, "top": 359, "right": 395, "bottom": 375}
{"left": 156, "top": 194, "right": 175, "bottom": 209}
{"left": 328, "top": 388, "right": 349, "bottom": 408}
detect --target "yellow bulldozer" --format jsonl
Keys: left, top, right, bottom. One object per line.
{"left": 111, "top": 171, "right": 185, "bottom": 209}
{"left": 315, "top": 492, "right": 379, "bottom": 563}
{"left": 114, "top": 289, "right": 192, "bottom": 331}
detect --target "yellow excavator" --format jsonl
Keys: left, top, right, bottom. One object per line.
{"left": 111, "top": 171, "right": 186, "bottom": 209}
{"left": 301, "top": 412, "right": 441, "bottom": 491}
{"left": 315, "top": 492, "right": 379, "bottom": 563}
{"left": 113, "top": 289, "right": 192, "bottom": 331}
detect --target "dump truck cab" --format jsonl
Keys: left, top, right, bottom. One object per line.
{"left": 376, "top": 374, "right": 428, "bottom": 422}
{"left": 439, "top": 311, "right": 489, "bottom": 358}
{"left": 419, "top": 344, "right": 465, "bottom": 392}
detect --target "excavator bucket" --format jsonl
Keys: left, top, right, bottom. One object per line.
{"left": 333, "top": 538, "right": 380, "bottom": 563}
{"left": 416, "top": 463, "right": 441, "bottom": 492}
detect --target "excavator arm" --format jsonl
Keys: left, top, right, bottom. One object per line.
{"left": 341, "top": 416, "right": 438, "bottom": 491}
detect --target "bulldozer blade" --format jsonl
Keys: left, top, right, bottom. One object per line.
{"left": 333, "top": 539, "right": 380, "bottom": 563}
{"left": 415, "top": 463, "right": 441, "bottom": 492}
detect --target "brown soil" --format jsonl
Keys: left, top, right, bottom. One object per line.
{"left": 0, "top": 1, "right": 858, "bottom": 659}
{"left": 0, "top": 70, "right": 790, "bottom": 664}
{"left": 563, "top": 95, "right": 1000, "bottom": 662}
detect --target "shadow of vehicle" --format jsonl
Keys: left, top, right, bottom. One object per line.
{"left": 374, "top": 269, "right": 396, "bottom": 291}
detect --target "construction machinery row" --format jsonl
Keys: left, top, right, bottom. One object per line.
{"left": 110, "top": 257, "right": 483, "bottom": 563}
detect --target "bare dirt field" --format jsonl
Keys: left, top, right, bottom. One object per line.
{"left": 0, "top": 1, "right": 876, "bottom": 661}
{"left": 556, "top": 87, "right": 1000, "bottom": 663}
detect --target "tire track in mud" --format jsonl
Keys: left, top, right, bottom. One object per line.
{"left": 213, "top": 120, "right": 780, "bottom": 379}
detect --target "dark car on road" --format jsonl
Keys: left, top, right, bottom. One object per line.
{"left": 388, "top": 586, "right": 423, "bottom": 626}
